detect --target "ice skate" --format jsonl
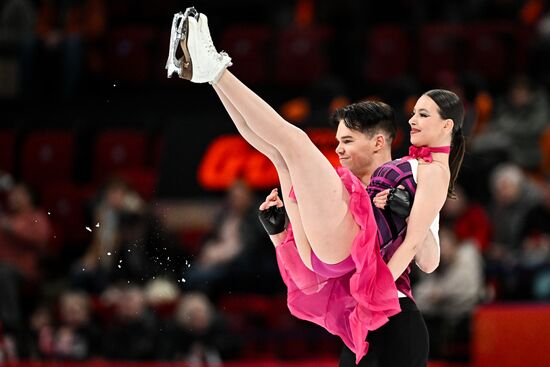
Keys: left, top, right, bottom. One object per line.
{"left": 166, "top": 9, "right": 232, "bottom": 83}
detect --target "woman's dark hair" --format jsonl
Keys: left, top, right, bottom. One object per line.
{"left": 330, "top": 101, "right": 397, "bottom": 143}
{"left": 423, "top": 89, "right": 465, "bottom": 199}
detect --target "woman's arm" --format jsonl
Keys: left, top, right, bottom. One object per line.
{"left": 415, "top": 230, "right": 440, "bottom": 273}
{"left": 386, "top": 163, "right": 449, "bottom": 280}
{"left": 373, "top": 186, "right": 440, "bottom": 273}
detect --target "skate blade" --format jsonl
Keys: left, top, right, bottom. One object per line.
{"left": 165, "top": 7, "right": 199, "bottom": 78}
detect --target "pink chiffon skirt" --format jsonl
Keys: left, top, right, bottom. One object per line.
{"left": 276, "top": 167, "right": 401, "bottom": 364}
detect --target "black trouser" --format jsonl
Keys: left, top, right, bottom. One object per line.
{"left": 339, "top": 297, "right": 429, "bottom": 367}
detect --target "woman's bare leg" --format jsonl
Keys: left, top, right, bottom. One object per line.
{"left": 215, "top": 70, "right": 358, "bottom": 263}
{"left": 213, "top": 86, "right": 313, "bottom": 268}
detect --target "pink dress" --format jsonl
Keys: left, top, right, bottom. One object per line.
{"left": 276, "top": 167, "right": 401, "bottom": 364}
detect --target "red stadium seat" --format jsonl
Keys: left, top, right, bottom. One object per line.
{"left": 275, "top": 26, "right": 333, "bottom": 85}
{"left": 220, "top": 25, "right": 272, "bottom": 84}
{"left": 117, "top": 167, "right": 158, "bottom": 201}
{"left": 106, "top": 26, "right": 155, "bottom": 82}
{"left": 93, "top": 129, "right": 148, "bottom": 181}
{"left": 178, "top": 228, "right": 208, "bottom": 254}
{"left": 136, "top": 0, "right": 177, "bottom": 21}
{"left": 465, "top": 22, "right": 528, "bottom": 81}
{"left": 219, "top": 294, "right": 274, "bottom": 331}
{"left": 418, "top": 24, "right": 464, "bottom": 85}
{"left": 106, "top": 0, "right": 132, "bottom": 22}
{"left": 365, "top": 26, "right": 411, "bottom": 83}
{"left": 0, "top": 130, "right": 15, "bottom": 173}
{"left": 20, "top": 131, "right": 75, "bottom": 188}
{"left": 41, "top": 181, "right": 93, "bottom": 245}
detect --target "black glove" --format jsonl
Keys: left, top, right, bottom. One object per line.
{"left": 386, "top": 187, "right": 412, "bottom": 218}
{"left": 258, "top": 205, "right": 287, "bottom": 235}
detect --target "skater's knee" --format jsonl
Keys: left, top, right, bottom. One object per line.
{"left": 277, "top": 127, "right": 311, "bottom": 157}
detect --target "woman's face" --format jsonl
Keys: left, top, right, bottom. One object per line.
{"left": 408, "top": 95, "right": 452, "bottom": 147}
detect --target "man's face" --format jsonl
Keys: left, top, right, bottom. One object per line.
{"left": 335, "top": 121, "right": 378, "bottom": 176}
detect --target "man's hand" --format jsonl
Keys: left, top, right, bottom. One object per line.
{"left": 373, "top": 185, "right": 412, "bottom": 218}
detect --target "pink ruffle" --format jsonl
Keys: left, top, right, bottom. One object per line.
{"left": 276, "top": 167, "right": 401, "bottom": 364}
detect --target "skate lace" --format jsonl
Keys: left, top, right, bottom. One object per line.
{"left": 203, "top": 30, "right": 224, "bottom": 62}
{"left": 207, "top": 43, "right": 221, "bottom": 60}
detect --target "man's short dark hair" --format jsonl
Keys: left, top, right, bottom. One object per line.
{"left": 330, "top": 101, "right": 397, "bottom": 142}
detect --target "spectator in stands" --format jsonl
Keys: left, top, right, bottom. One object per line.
{"left": 33, "top": 290, "right": 100, "bottom": 360}
{"left": 471, "top": 75, "right": 550, "bottom": 171}
{"left": 0, "top": 0, "right": 36, "bottom": 42}
{"left": 140, "top": 210, "right": 191, "bottom": 284}
{"left": 70, "top": 177, "right": 145, "bottom": 292}
{"left": 488, "top": 163, "right": 540, "bottom": 256}
{"left": 159, "top": 292, "right": 235, "bottom": 365}
{"left": 0, "top": 0, "right": 36, "bottom": 97}
{"left": 184, "top": 179, "right": 276, "bottom": 297}
{"left": 25, "top": 0, "right": 106, "bottom": 97}
{"left": 441, "top": 184, "right": 492, "bottom": 252}
{"left": 0, "top": 181, "right": 51, "bottom": 350}
{"left": 102, "top": 285, "right": 159, "bottom": 360}
{"left": 485, "top": 163, "right": 541, "bottom": 299}
{"left": 0, "top": 181, "right": 51, "bottom": 283}
{"left": 143, "top": 277, "right": 180, "bottom": 319}
{"left": 414, "top": 226, "right": 484, "bottom": 359}
{"left": 73, "top": 173, "right": 191, "bottom": 295}
{"left": 28, "top": 303, "right": 52, "bottom": 359}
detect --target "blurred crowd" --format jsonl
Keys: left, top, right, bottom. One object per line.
{"left": 0, "top": 176, "right": 284, "bottom": 364}
{"left": 1, "top": 0, "right": 550, "bottom": 365}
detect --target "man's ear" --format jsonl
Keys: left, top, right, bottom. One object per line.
{"left": 374, "top": 133, "right": 385, "bottom": 151}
